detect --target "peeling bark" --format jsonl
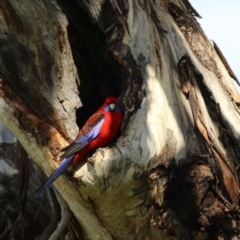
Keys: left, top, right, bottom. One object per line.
{"left": 0, "top": 0, "right": 240, "bottom": 239}
{"left": 0, "top": 0, "right": 81, "bottom": 139}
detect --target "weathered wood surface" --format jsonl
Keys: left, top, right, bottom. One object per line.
{"left": 0, "top": 0, "right": 81, "bottom": 139}
{"left": 0, "top": 0, "right": 240, "bottom": 239}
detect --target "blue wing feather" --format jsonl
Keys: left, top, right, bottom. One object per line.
{"left": 60, "top": 117, "right": 105, "bottom": 159}
{"left": 35, "top": 117, "right": 105, "bottom": 197}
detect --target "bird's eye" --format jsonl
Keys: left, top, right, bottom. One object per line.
{"left": 109, "top": 103, "right": 115, "bottom": 111}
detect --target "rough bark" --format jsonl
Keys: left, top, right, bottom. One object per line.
{"left": 0, "top": 0, "right": 240, "bottom": 239}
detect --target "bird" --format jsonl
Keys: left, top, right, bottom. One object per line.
{"left": 35, "top": 96, "right": 122, "bottom": 197}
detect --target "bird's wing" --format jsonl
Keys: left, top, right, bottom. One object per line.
{"left": 35, "top": 112, "right": 105, "bottom": 197}
{"left": 61, "top": 112, "right": 105, "bottom": 159}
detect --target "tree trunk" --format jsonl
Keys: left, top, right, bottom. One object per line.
{"left": 0, "top": 0, "right": 240, "bottom": 239}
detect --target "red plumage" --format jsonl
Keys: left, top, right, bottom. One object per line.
{"left": 35, "top": 96, "right": 122, "bottom": 197}
{"left": 63, "top": 95, "right": 122, "bottom": 164}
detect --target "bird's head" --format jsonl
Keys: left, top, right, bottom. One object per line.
{"left": 103, "top": 96, "right": 121, "bottom": 113}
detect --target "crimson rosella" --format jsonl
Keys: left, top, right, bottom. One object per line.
{"left": 35, "top": 96, "right": 122, "bottom": 197}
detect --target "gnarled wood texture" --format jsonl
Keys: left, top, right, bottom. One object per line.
{"left": 0, "top": 0, "right": 240, "bottom": 239}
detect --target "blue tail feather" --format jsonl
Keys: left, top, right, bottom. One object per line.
{"left": 35, "top": 156, "right": 74, "bottom": 197}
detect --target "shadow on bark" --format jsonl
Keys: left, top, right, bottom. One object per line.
{"left": 0, "top": 0, "right": 240, "bottom": 239}
{"left": 0, "top": 143, "right": 51, "bottom": 239}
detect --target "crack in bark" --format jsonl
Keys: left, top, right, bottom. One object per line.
{"left": 0, "top": 78, "right": 66, "bottom": 156}
{"left": 213, "top": 40, "right": 240, "bottom": 85}
{"left": 178, "top": 56, "right": 239, "bottom": 205}
{"left": 168, "top": 1, "right": 222, "bottom": 82}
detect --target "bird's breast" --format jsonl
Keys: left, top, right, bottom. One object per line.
{"left": 87, "top": 112, "right": 121, "bottom": 150}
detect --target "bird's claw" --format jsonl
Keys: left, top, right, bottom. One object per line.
{"left": 97, "top": 147, "right": 105, "bottom": 157}
{"left": 87, "top": 157, "right": 95, "bottom": 165}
